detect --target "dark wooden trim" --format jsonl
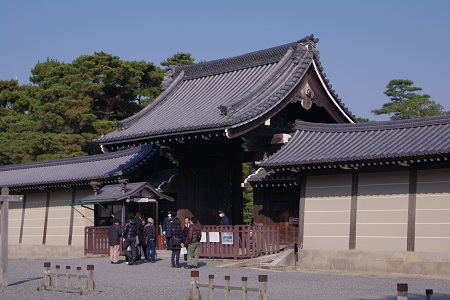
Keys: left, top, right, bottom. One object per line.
{"left": 18, "top": 194, "right": 27, "bottom": 244}
{"left": 349, "top": 172, "right": 359, "bottom": 250}
{"left": 407, "top": 169, "right": 417, "bottom": 252}
{"left": 68, "top": 189, "right": 76, "bottom": 246}
{"left": 298, "top": 176, "right": 307, "bottom": 249}
{"left": 42, "top": 192, "right": 50, "bottom": 245}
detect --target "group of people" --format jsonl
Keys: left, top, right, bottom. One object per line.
{"left": 163, "top": 212, "right": 202, "bottom": 269}
{"left": 107, "top": 210, "right": 202, "bottom": 269}
{"left": 107, "top": 212, "right": 157, "bottom": 265}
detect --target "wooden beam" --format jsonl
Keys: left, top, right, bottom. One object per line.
{"left": 407, "top": 170, "right": 417, "bottom": 252}
{"left": 349, "top": 172, "right": 359, "bottom": 250}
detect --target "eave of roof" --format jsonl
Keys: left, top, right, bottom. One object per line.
{"left": 97, "top": 35, "right": 355, "bottom": 146}
{"left": 260, "top": 115, "right": 450, "bottom": 169}
{"left": 0, "top": 145, "right": 156, "bottom": 191}
{"left": 76, "top": 182, "right": 174, "bottom": 204}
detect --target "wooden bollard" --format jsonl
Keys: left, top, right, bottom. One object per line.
{"left": 76, "top": 266, "right": 81, "bottom": 289}
{"left": 208, "top": 275, "right": 214, "bottom": 300}
{"left": 55, "top": 265, "right": 60, "bottom": 288}
{"left": 65, "top": 266, "right": 70, "bottom": 288}
{"left": 258, "top": 275, "right": 268, "bottom": 300}
{"left": 397, "top": 283, "right": 408, "bottom": 300}
{"left": 224, "top": 276, "right": 231, "bottom": 300}
{"left": 242, "top": 277, "right": 248, "bottom": 300}
{"left": 426, "top": 289, "right": 433, "bottom": 300}
{"left": 42, "top": 262, "right": 52, "bottom": 288}
{"left": 189, "top": 270, "right": 200, "bottom": 300}
{"left": 85, "top": 265, "right": 95, "bottom": 292}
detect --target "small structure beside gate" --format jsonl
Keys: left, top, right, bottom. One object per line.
{"left": 84, "top": 225, "right": 280, "bottom": 259}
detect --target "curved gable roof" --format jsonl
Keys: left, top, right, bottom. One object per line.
{"left": 0, "top": 145, "right": 156, "bottom": 190}
{"left": 98, "top": 35, "right": 354, "bottom": 146}
{"left": 260, "top": 115, "right": 450, "bottom": 168}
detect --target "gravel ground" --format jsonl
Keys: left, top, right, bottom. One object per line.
{"left": 1, "top": 251, "right": 450, "bottom": 300}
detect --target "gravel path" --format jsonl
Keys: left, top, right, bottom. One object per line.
{"left": 1, "top": 251, "right": 450, "bottom": 300}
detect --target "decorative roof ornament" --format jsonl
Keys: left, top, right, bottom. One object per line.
{"left": 161, "top": 66, "right": 175, "bottom": 91}
{"left": 291, "top": 83, "right": 315, "bottom": 110}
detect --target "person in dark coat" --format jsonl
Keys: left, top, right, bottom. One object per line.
{"left": 108, "top": 219, "right": 122, "bottom": 264}
{"left": 143, "top": 217, "right": 157, "bottom": 263}
{"left": 123, "top": 212, "right": 138, "bottom": 265}
{"left": 219, "top": 210, "right": 230, "bottom": 225}
{"left": 135, "top": 212, "right": 145, "bottom": 261}
{"left": 170, "top": 217, "right": 183, "bottom": 268}
{"left": 162, "top": 211, "right": 174, "bottom": 250}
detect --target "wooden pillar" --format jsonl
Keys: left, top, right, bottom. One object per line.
{"left": 1, "top": 187, "right": 9, "bottom": 287}
{"left": 349, "top": 172, "right": 359, "bottom": 250}
{"left": 1, "top": 186, "right": 23, "bottom": 287}
{"left": 407, "top": 170, "right": 417, "bottom": 252}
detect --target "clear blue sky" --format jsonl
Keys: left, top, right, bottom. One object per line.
{"left": 1, "top": 0, "right": 449, "bottom": 120}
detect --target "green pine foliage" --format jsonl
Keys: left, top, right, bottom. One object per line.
{"left": 372, "top": 79, "right": 449, "bottom": 120}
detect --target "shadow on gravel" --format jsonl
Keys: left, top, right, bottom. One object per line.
{"left": 8, "top": 277, "right": 41, "bottom": 286}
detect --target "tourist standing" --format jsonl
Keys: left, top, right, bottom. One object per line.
{"left": 170, "top": 217, "right": 183, "bottom": 268}
{"left": 108, "top": 218, "right": 122, "bottom": 264}
{"left": 185, "top": 217, "right": 201, "bottom": 269}
{"left": 144, "top": 217, "right": 157, "bottom": 263}
{"left": 182, "top": 217, "right": 190, "bottom": 261}
{"left": 123, "top": 212, "right": 138, "bottom": 265}
{"left": 162, "top": 211, "right": 174, "bottom": 250}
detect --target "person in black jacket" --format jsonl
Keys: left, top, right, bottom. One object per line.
{"left": 123, "top": 212, "right": 138, "bottom": 265}
{"left": 108, "top": 219, "right": 122, "bottom": 264}
{"left": 143, "top": 217, "right": 157, "bottom": 263}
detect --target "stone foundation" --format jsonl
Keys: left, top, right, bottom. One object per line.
{"left": 8, "top": 245, "right": 84, "bottom": 259}
{"left": 299, "top": 249, "right": 450, "bottom": 278}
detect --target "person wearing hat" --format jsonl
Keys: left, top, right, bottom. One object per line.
{"left": 162, "top": 211, "right": 174, "bottom": 250}
{"left": 108, "top": 218, "right": 122, "bottom": 264}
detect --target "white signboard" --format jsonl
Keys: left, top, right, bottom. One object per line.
{"left": 209, "top": 232, "right": 220, "bottom": 243}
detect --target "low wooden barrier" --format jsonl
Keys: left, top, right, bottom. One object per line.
{"left": 188, "top": 271, "right": 268, "bottom": 300}
{"left": 199, "top": 225, "right": 280, "bottom": 259}
{"left": 37, "top": 262, "right": 97, "bottom": 295}
{"left": 85, "top": 225, "right": 280, "bottom": 259}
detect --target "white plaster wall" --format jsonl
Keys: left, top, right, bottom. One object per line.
{"left": 303, "top": 174, "right": 352, "bottom": 250}
{"left": 356, "top": 171, "right": 409, "bottom": 252}
{"left": 415, "top": 168, "right": 450, "bottom": 253}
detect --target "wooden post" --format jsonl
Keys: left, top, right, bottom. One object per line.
{"left": 258, "top": 275, "right": 268, "bottom": 300}
{"left": 242, "top": 277, "right": 248, "bottom": 300}
{"left": 208, "top": 274, "right": 214, "bottom": 300}
{"left": 76, "top": 266, "right": 81, "bottom": 289}
{"left": 65, "top": 266, "right": 70, "bottom": 288}
{"left": 189, "top": 270, "right": 200, "bottom": 300}
{"left": 55, "top": 265, "right": 60, "bottom": 288}
{"left": 85, "top": 265, "right": 95, "bottom": 293}
{"left": 426, "top": 289, "right": 433, "bottom": 300}
{"left": 397, "top": 283, "right": 408, "bottom": 300}
{"left": 224, "top": 275, "right": 230, "bottom": 300}
{"left": 0, "top": 186, "right": 23, "bottom": 287}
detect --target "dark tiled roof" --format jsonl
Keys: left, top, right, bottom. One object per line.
{"left": 260, "top": 115, "right": 450, "bottom": 168}
{"left": 77, "top": 182, "right": 174, "bottom": 203}
{"left": 245, "top": 168, "right": 297, "bottom": 185}
{"left": 98, "top": 35, "right": 354, "bottom": 145}
{"left": 0, "top": 145, "right": 156, "bottom": 190}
